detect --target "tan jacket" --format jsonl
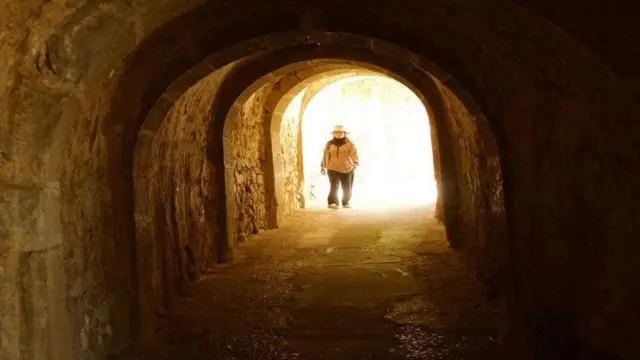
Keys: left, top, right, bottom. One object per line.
{"left": 321, "top": 139, "right": 359, "bottom": 173}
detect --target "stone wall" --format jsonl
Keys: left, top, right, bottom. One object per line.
{"left": 1, "top": 1, "right": 639, "bottom": 359}
{"left": 278, "top": 90, "right": 305, "bottom": 215}
{"left": 435, "top": 84, "right": 486, "bottom": 243}
{"left": 0, "top": 2, "right": 139, "bottom": 357}
{"left": 434, "top": 82, "right": 509, "bottom": 298}
{"left": 138, "top": 71, "right": 224, "bottom": 340}
{"left": 429, "top": 114, "right": 445, "bottom": 222}
{"left": 136, "top": 69, "right": 278, "bottom": 340}
{"left": 229, "top": 88, "right": 270, "bottom": 243}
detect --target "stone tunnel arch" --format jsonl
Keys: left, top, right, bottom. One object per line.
{"left": 218, "top": 61, "right": 386, "bottom": 255}
{"left": 223, "top": 65, "right": 388, "bottom": 228}
{"left": 266, "top": 68, "right": 384, "bottom": 220}
{"left": 125, "top": 31, "right": 510, "bottom": 348}
{"left": 207, "top": 46, "right": 501, "bottom": 244}
{"left": 130, "top": 34, "right": 508, "bottom": 344}
{"left": 279, "top": 72, "right": 441, "bottom": 211}
{"left": 4, "top": 1, "right": 636, "bottom": 357}
{"left": 269, "top": 70, "right": 399, "bottom": 213}
{"left": 214, "top": 55, "right": 476, "bottom": 236}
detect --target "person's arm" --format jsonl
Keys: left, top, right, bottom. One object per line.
{"left": 320, "top": 143, "right": 328, "bottom": 174}
{"left": 350, "top": 142, "right": 359, "bottom": 168}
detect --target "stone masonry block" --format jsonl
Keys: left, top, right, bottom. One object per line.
{"left": 0, "top": 185, "right": 62, "bottom": 252}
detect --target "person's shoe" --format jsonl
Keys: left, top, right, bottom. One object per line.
{"left": 342, "top": 204, "right": 351, "bottom": 209}
{"left": 328, "top": 203, "right": 339, "bottom": 209}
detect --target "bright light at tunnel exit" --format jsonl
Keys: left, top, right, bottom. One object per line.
{"left": 298, "top": 75, "right": 438, "bottom": 209}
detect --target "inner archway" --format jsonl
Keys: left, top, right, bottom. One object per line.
{"left": 299, "top": 75, "right": 438, "bottom": 208}
{"left": 1, "top": 0, "right": 638, "bottom": 355}
{"left": 120, "top": 53, "right": 508, "bottom": 359}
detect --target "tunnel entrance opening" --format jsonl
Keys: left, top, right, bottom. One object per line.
{"left": 3, "top": 0, "right": 637, "bottom": 355}
{"left": 297, "top": 75, "right": 437, "bottom": 209}
{"left": 128, "top": 56, "right": 506, "bottom": 358}
{"left": 126, "top": 40, "right": 510, "bottom": 357}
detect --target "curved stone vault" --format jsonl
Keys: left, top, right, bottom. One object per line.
{"left": 1, "top": 1, "right": 638, "bottom": 359}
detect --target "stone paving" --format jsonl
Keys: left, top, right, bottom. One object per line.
{"left": 116, "top": 206, "right": 503, "bottom": 359}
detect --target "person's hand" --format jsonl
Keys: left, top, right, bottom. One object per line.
{"left": 320, "top": 168, "right": 326, "bottom": 175}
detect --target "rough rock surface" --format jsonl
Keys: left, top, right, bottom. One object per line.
{"left": 0, "top": 0, "right": 639, "bottom": 359}
{"left": 278, "top": 88, "right": 305, "bottom": 215}
{"left": 115, "top": 207, "right": 503, "bottom": 360}
{"left": 140, "top": 72, "right": 224, "bottom": 341}
{"left": 433, "top": 82, "right": 509, "bottom": 299}
{"left": 230, "top": 89, "right": 270, "bottom": 243}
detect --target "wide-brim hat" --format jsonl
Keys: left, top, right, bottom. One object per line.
{"left": 330, "top": 125, "right": 348, "bottom": 134}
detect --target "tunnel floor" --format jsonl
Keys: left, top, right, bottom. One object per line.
{"left": 117, "top": 206, "right": 503, "bottom": 359}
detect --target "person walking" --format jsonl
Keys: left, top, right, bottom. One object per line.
{"left": 320, "top": 125, "right": 359, "bottom": 209}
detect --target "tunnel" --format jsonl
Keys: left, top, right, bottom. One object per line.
{"left": 1, "top": 1, "right": 639, "bottom": 360}
{"left": 297, "top": 75, "right": 439, "bottom": 209}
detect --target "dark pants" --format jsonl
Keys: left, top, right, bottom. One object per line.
{"left": 327, "top": 170, "right": 355, "bottom": 206}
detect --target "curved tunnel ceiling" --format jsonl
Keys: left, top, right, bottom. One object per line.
{"left": 137, "top": 38, "right": 494, "bottom": 156}
{"left": 3, "top": 2, "right": 638, "bottom": 358}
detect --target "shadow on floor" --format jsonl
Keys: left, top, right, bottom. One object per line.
{"left": 115, "top": 206, "right": 504, "bottom": 359}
